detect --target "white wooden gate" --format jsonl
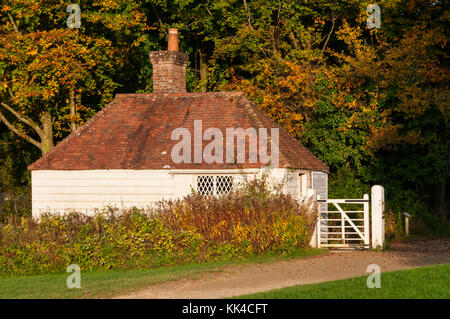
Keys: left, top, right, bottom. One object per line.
{"left": 316, "top": 194, "right": 370, "bottom": 248}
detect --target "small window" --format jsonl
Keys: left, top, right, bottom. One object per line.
{"left": 216, "top": 176, "right": 233, "bottom": 194}
{"left": 299, "top": 173, "right": 305, "bottom": 197}
{"left": 299, "top": 172, "right": 312, "bottom": 197}
{"left": 197, "top": 175, "right": 233, "bottom": 196}
{"left": 197, "top": 176, "right": 215, "bottom": 195}
{"left": 307, "top": 172, "right": 312, "bottom": 189}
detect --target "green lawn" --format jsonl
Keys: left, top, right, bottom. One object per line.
{"left": 0, "top": 248, "right": 325, "bottom": 299}
{"left": 236, "top": 263, "right": 450, "bottom": 299}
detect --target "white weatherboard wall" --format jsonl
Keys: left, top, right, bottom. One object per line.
{"left": 312, "top": 171, "right": 328, "bottom": 210}
{"left": 312, "top": 171, "right": 328, "bottom": 245}
{"left": 31, "top": 170, "right": 175, "bottom": 217}
{"left": 32, "top": 168, "right": 326, "bottom": 217}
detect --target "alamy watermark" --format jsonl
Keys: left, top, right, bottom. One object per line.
{"left": 367, "top": 4, "right": 381, "bottom": 29}
{"left": 366, "top": 264, "right": 381, "bottom": 288}
{"left": 170, "top": 120, "right": 279, "bottom": 168}
{"left": 66, "top": 4, "right": 81, "bottom": 29}
{"left": 66, "top": 264, "right": 81, "bottom": 288}
{"left": 64, "top": 4, "right": 379, "bottom": 31}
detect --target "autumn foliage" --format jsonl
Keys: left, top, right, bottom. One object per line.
{"left": 0, "top": 0, "right": 448, "bottom": 232}
{"left": 0, "top": 178, "right": 317, "bottom": 277}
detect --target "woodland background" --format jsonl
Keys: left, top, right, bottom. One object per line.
{"left": 0, "top": 0, "right": 448, "bottom": 233}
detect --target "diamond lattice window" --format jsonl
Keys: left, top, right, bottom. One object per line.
{"left": 216, "top": 176, "right": 233, "bottom": 194}
{"left": 196, "top": 175, "right": 234, "bottom": 196}
{"left": 197, "top": 176, "right": 215, "bottom": 195}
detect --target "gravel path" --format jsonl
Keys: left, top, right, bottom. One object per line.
{"left": 115, "top": 237, "right": 450, "bottom": 299}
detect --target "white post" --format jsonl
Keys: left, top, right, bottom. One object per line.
{"left": 316, "top": 194, "right": 321, "bottom": 248}
{"left": 308, "top": 189, "right": 318, "bottom": 248}
{"left": 371, "top": 185, "right": 385, "bottom": 248}
{"left": 403, "top": 212, "right": 411, "bottom": 236}
{"left": 341, "top": 207, "right": 345, "bottom": 244}
{"left": 363, "top": 194, "right": 370, "bottom": 246}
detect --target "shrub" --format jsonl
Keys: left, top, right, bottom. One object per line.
{"left": 0, "top": 187, "right": 31, "bottom": 223}
{"left": 0, "top": 176, "right": 318, "bottom": 277}
{"left": 384, "top": 209, "right": 404, "bottom": 241}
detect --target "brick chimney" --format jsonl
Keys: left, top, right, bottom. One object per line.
{"left": 149, "top": 29, "right": 189, "bottom": 93}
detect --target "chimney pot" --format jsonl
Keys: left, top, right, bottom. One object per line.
{"left": 149, "top": 28, "right": 188, "bottom": 93}
{"left": 168, "top": 28, "right": 178, "bottom": 51}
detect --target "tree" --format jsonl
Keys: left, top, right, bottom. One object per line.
{"left": 210, "top": 0, "right": 365, "bottom": 134}
{"left": 0, "top": 1, "right": 147, "bottom": 155}
{"left": 303, "top": 0, "right": 449, "bottom": 218}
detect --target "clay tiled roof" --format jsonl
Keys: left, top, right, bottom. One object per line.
{"left": 28, "top": 92, "right": 328, "bottom": 171}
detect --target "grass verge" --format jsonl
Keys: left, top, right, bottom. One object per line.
{"left": 235, "top": 263, "right": 450, "bottom": 299}
{"left": 0, "top": 247, "right": 326, "bottom": 299}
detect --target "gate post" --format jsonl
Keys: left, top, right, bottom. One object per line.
{"left": 371, "top": 185, "right": 385, "bottom": 248}
{"left": 363, "top": 194, "right": 370, "bottom": 246}
{"left": 316, "top": 195, "right": 321, "bottom": 248}
{"left": 308, "top": 189, "right": 319, "bottom": 248}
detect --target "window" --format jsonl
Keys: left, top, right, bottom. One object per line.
{"left": 299, "top": 171, "right": 312, "bottom": 197}
{"left": 216, "top": 176, "right": 233, "bottom": 194}
{"left": 197, "top": 176, "right": 214, "bottom": 195}
{"left": 196, "top": 175, "right": 233, "bottom": 195}
{"left": 299, "top": 173, "right": 304, "bottom": 196}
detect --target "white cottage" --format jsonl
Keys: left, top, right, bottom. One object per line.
{"left": 28, "top": 29, "right": 328, "bottom": 217}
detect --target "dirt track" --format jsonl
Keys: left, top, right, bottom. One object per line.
{"left": 115, "top": 237, "right": 450, "bottom": 299}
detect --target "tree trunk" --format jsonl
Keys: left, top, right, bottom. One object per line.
{"left": 39, "top": 111, "right": 54, "bottom": 155}
{"left": 69, "top": 88, "right": 77, "bottom": 132}
{"left": 289, "top": 31, "right": 300, "bottom": 50}
{"left": 432, "top": 179, "right": 447, "bottom": 217}
{"left": 199, "top": 50, "right": 208, "bottom": 92}
{"left": 270, "top": 26, "right": 278, "bottom": 56}
{"left": 0, "top": 102, "right": 54, "bottom": 156}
